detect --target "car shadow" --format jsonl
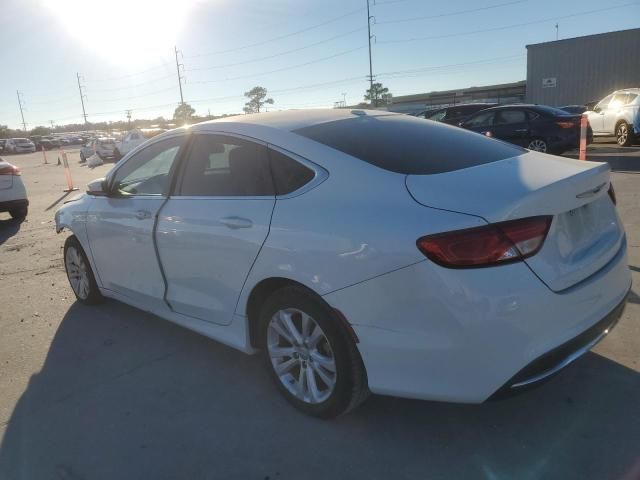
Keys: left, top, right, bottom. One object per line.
{"left": 1, "top": 301, "right": 639, "bottom": 480}
{"left": 0, "top": 217, "right": 24, "bottom": 245}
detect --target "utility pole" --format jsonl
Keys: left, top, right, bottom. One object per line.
{"left": 49, "top": 120, "right": 55, "bottom": 129}
{"left": 555, "top": 23, "right": 559, "bottom": 41}
{"left": 366, "top": 0, "right": 375, "bottom": 107}
{"left": 16, "top": 91, "right": 27, "bottom": 132}
{"left": 174, "top": 45, "right": 187, "bottom": 123}
{"left": 174, "top": 45, "right": 185, "bottom": 104}
{"left": 126, "top": 109, "right": 132, "bottom": 128}
{"left": 76, "top": 73, "right": 88, "bottom": 125}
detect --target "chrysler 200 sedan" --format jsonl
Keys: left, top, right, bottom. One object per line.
{"left": 55, "top": 109, "right": 630, "bottom": 418}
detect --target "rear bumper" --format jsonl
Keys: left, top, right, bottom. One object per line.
{"left": 0, "top": 198, "right": 29, "bottom": 212}
{"left": 489, "top": 289, "right": 628, "bottom": 399}
{"left": 324, "top": 237, "right": 631, "bottom": 403}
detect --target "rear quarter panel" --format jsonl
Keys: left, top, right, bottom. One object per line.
{"left": 231, "top": 131, "right": 488, "bottom": 316}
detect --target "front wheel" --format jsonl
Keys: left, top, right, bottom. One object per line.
{"left": 616, "top": 121, "right": 632, "bottom": 147}
{"left": 64, "top": 236, "right": 103, "bottom": 304}
{"left": 259, "top": 286, "right": 369, "bottom": 418}
{"left": 527, "top": 137, "right": 548, "bottom": 153}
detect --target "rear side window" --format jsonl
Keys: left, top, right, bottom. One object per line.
{"left": 294, "top": 115, "right": 524, "bottom": 175}
{"left": 177, "top": 134, "right": 274, "bottom": 197}
{"left": 626, "top": 93, "right": 638, "bottom": 104}
{"left": 268, "top": 149, "right": 315, "bottom": 195}
{"left": 495, "top": 110, "right": 527, "bottom": 125}
{"left": 463, "top": 111, "right": 495, "bottom": 128}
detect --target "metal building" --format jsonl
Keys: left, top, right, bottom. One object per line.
{"left": 385, "top": 80, "right": 526, "bottom": 114}
{"left": 526, "top": 28, "right": 640, "bottom": 106}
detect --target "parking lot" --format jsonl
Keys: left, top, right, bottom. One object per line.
{"left": 0, "top": 143, "right": 638, "bottom": 479}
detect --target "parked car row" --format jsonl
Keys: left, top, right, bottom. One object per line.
{"left": 415, "top": 88, "right": 638, "bottom": 153}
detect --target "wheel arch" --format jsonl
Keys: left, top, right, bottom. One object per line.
{"left": 245, "top": 277, "right": 358, "bottom": 349}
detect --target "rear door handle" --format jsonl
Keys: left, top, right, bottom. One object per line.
{"left": 219, "top": 216, "right": 253, "bottom": 229}
{"left": 135, "top": 210, "right": 152, "bottom": 220}
{"left": 515, "top": 129, "right": 528, "bottom": 132}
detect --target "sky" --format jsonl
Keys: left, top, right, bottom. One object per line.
{"left": 0, "top": 0, "right": 637, "bottom": 129}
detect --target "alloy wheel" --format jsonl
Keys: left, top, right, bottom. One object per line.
{"left": 617, "top": 124, "right": 628, "bottom": 146}
{"left": 267, "top": 308, "right": 337, "bottom": 404}
{"left": 528, "top": 139, "right": 547, "bottom": 152}
{"left": 65, "top": 245, "right": 90, "bottom": 300}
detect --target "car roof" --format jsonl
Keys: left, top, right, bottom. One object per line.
{"left": 615, "top": 88, "right": 640, "bottom": 93}
{"left": 197, "top": 108, "right": 398, "bottom": 132}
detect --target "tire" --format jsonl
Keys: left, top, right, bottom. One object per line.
{"left": 9, "top": 205, "right": 27, "bottom": 220}
{"left": 63, "top": 236, "right": 103, "bottom": 304}
{"left": 258, "top": 286, "right": 369, "bottom": 418}
{"left": 79, "top": 151, "right": 86, "bottom": 162}
{"left": 113, "top": 148, "right": 122, "bottom": 161}
{"left": 616, "top": 121, "right": 632, "bottom": 147}
{"left": 527, "top": 137, "right": 548, "bottom": 153}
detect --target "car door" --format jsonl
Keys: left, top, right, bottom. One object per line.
{"left": 85, "top": 134, "right": 187, "bottom": 312}
{"left": 603, "top": 93, "right": 628, "bottom": 134}
{"left": 155, "top": 133, "right": 276, "bottom": 325}
{"left": 588, "top": 94, "right": 613, "bottom": 133}
{"left": 490, "top": 109, "right": 529, "bottom": 146}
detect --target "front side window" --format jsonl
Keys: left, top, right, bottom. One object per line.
{"left": 112, "top": 136, "right": 184, "bottom": 196}
{"left": 595, "top": 94, "right": 614, "bottom": 111}
{"left": 177, "top": 134, "right": 274, "bottom": 197}
{"left": 626, "top": 93, "right": 638, "bottom": 105}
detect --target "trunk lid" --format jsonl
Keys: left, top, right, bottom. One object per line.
{"left": 406, "top": 151, "right": 624, "bottom": 291}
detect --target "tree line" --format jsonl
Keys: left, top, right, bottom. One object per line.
{"left": 1, "top": 83, "right": 392, "bottom": 138}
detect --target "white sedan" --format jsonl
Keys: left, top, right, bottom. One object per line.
{"left": 0, "top": 160, "right": 28, "bottom": 219}
{"left": 55, "top": 109, "right": 630, "bottom": 417}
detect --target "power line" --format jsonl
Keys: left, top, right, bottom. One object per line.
{"left": 186, "top": 27, "right": 366, "bottom": 72}
{"left": 85, "top": 63, "right": 174, "bottom": 83}
{"left": 190, "top": 46, "right": 367, "bottom": 84}
{"left": 375, "top": 0, "right": 527, "bottom": 25}
{"left": 377, "top": 54, "right": 525, "bottom": 77}
{"left": 379, "top": 2, "right": 639, "bottom": 44}
{"left": 84, "top": 74, "right": 175, "bottom": 93}
{"left": 185, "top": 6, "right": 365, "bottom": 58}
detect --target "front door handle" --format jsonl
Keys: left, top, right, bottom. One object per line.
{"left": 135, "top": 210, "right": 152, "bottom": 220}
{"left": 515, "top": 129, "right": 528, "bottom": 132}
{"left": 219, "top": 216, "right": 253, "bottom": 229}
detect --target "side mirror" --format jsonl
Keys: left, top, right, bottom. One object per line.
{"left": 593, "top": 106, "right": 601, "bottom": 113}
{"left": 87, "top": 177, "right": 109, "bottom": 196}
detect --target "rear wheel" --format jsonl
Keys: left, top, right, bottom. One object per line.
{"left": 616, "top": 121, "right": 632, "bottom": 147}
{"left": 64, "top": 236, "right": 103, "bottom": 304}
{"left": 527, "top": 137, "right": 548, "bottom": 153}
{"left": 259, "top": 286, "right": 368, "bottom": 418}
{"left": 9, "top": 205, "right": 27, "bottom": 220}
{"left": 79, "top": 151, "right": 86, "bottom": 163}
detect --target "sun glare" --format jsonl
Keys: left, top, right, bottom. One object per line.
{"left": 42, "top": 0, "right": 202, "bottom": 66}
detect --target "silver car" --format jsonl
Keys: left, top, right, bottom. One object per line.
{"left": 586, "top": 88, "right": 640, "bottom": 146}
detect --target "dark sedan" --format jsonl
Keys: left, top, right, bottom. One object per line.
{"left": 460, "top": 104, "right": 592, "bottom": 154}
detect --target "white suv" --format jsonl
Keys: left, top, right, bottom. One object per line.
{"left": 0, "top": 160, "right": 28, "bottom": 219}
{"left": 586, "top": 88, "right": 640, "bottom": 146}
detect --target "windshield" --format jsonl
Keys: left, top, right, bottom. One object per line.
{"left": 14, "top": 138, "right": 31, "bottom": 144}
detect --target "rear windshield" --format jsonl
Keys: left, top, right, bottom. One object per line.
{"left": 14, "top": 138, "right": 31, "bottom": 144}
{"left": 294, "top": 114, "right": 524, "bottom": 175}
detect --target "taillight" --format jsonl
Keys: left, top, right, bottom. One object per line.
{"left": 0, "top": 164, "right": 20, "bottom": 175}
{"left": 417, "top": 216, "right": 552, "bottom": 268}
{"left": 556, "top": 121, "right": 576, "bottom": 129}
{"left": 608, "top": 183, "right": 617, "bottom": 205}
